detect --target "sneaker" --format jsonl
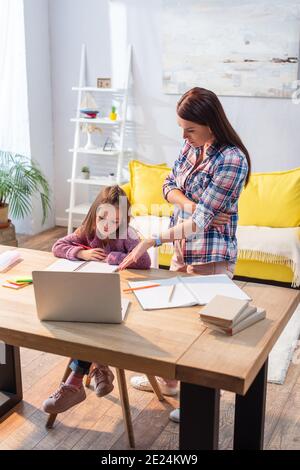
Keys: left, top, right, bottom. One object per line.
{"left": 169, "top": 391, "right": 224, "bottom": 424}
{"left": 169, "top": 408, "right": 180, "bottom": 423}
{"left": 130, "top": 375, "right": 178, "bottom": 396}
{"left": 42, "top": 383, "right": 86, "bottom": 414}
{"left": 91, "top": 365, "right": 114, "bottom": 397}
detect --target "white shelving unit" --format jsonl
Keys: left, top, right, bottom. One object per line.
{"left": 67, "top": 44, "right": 132, "bottom": 234}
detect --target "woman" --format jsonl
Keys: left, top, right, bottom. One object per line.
{"left": 119, "top": 87, "right": 251, "bottom": 422}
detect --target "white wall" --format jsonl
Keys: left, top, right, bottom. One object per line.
{"left": 49, "top": 0, "right": 300, "bottom": 226}
{"left": 111, "top": 0, "right": 300, "bottom": 172}
{"left": 49, "top": 0, "right": 112, "bottom": 226}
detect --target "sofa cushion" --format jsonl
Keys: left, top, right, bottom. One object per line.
{"left": 129, "top": 160, "right": 173, "bottom": 217}
{"left": 121, "top": 182, "right": 131, "bottom": 202}
{"left": 238, "top": 167, "right": 300, "bottom": 227}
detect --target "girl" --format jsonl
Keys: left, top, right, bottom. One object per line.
{"left": 43, "top": 185, "right": 151, "bottom": 415}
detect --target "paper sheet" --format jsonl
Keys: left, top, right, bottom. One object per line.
{"left": 45, "top": 259, "right": 118, "bottom": 273}
{"left": 128, "top": 277, "right": 197, "bottom": 310}
{"left": 79, "top": 261, "right": 118, "bottom": 273}
{"left": 128, "top": 274, "right": 250, "bottom": 310}
{"left": 181, "top": 274, "right": 251, "bottom": 305}
{"left": 45, "top": 258, "right": 85, "bottom": 272}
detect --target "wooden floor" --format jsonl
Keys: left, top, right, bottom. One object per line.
{"left": 0, "top": 226, "right": 299, "bottom": 450}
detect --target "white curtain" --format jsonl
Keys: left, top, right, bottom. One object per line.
{"left": 0, "top": 0, "right": 30, "bottom": 155}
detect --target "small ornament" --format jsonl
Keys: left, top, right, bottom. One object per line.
{"left": 109, "top": 106, "right": 117, "bottom": 121}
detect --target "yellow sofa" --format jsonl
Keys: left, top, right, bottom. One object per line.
{"left": 122, "top": 161, "right": 300, "bottom": 285}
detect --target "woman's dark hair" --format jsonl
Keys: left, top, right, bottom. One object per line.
{"left": 177, "top": 87, "right": 251, "bottom": 185}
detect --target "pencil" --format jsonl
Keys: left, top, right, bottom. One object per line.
{"left": 168, "top": 284, "right": 175, "bottom": 302}
{"left": 72, "top": 242, "right": 91, "bottom": 250}
{"left": 123, "top": 283, "right": 161, "bottom": 293}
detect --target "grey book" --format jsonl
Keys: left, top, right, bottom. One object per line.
{"left": 202, "top": 307, "right": 266, "bottom": 336}
{"left": 199, "top": 295, "right": 250, "bottom": 328}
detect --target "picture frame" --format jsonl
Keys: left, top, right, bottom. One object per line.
{"left": 97, "top": 78, "right": 111, "bottom": 88}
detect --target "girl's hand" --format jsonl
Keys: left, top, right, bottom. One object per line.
{"left": 118, "top": 239, "right": 155, "bottom": 271}
{"left": 77, "top": 248, "right": 107, "bottom": 261}
{"left": 211, "top": 212, "right": 231, "bottom": 227}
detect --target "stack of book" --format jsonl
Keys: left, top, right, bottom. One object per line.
{"left": 200, "top": 295, "right": 266, "bottom": 336}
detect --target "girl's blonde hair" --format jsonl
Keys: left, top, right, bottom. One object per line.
{"left": 76, "top": 185, "right": 130, "bottom": 239}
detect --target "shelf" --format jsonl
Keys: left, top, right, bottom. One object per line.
{"left": 67, "top": 44, "right": 132, "bottom": 233}
{"left": 71, "top": 118, "right": 122, "bottom": 125}
{"left": 66, "top": 204, "right": 90, "bottom": 215}
{"left": 67, "top": 177, "right": 118, "bottom": 186}
{"left": 69, "top": 148, "right": 120, "bottom": 156}
{"left": 72, "top": 87, "right": 125, "bottom": 93}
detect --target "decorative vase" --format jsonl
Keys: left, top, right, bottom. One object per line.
{"left": 84, "top": 131, "right": 97, "bottom": 150}
{"left": 81, "top": 172, "right": 90, "bottom": 180}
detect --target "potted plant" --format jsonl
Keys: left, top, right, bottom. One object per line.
{"left": 0, "top": 151, "right": 51, "bottom": 228}
{"left": 81, "top": 165, "right": 90, "bottom": 180}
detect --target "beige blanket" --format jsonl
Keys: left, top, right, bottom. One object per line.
{"left": 237, "top": 226, "right": 300, "bottom": 287}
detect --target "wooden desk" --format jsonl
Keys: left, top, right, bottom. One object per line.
{"left": 0, "top": 245, "right": 299, "bottom": 450}
{"left": 177, "top": 282, "right": 299, "bottom": 450}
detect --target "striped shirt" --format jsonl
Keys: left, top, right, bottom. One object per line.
{"left": 163, "top": 141, "right": 249, "bottom": 264}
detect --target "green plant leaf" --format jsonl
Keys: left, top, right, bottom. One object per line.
{"left": 0, "top": 151, "right": 51, "bottom": 224}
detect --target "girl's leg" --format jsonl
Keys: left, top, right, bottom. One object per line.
{"left": 91, "top": 364, "right": 115, "bottom": 397}
{"left": 42, "top": 358, "right": 90, "bottom": 414}
{"left": 66, "top": 359, "right": 92, "bottom": 388}
{"left": 68, "top": 360, "right": 115, "bottom": 397}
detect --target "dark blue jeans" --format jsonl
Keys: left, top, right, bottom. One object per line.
{"left": 70, "top": 359, "right": 91, "bottom": 376}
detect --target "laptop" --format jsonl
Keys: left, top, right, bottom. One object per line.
{"left": 32, "top": 271, "right": 130, "bottom": 323}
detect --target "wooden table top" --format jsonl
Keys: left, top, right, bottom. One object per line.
{"left": 0, "top": 245, "right": 298, "bottom": 394}
{"left": 0, "top": 246, "right": 205, "bottom": 379}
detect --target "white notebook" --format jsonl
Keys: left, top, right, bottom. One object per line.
{"left": 45, "top": 259, "right": 85, "bottom": 272}
{"left": 45, "top": 259, "right": 117, "bottom": 273}
{"left": 0, "top": 250, "right": 22, "bottom": 272}
{"left": 128, "top": 274, "right": 251, "bottom": 310}
{"left": 79, "top": 261, "right": 118, "bottom": 274}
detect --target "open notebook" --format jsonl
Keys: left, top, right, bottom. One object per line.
{"left": 45, "top": 258, "right": 118, "bottom": 273}
{"left": 128, "top": 274, "right": 251, "bottom": 310}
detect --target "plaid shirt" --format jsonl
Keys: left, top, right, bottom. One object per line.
{"left": 163, "top": 141, "right": 249, "bottom": 264}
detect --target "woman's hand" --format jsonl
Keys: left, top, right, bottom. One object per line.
{"left": 77, "top": 248, "right": 107, "bottom": 261}
{"left": 211, "top": 212, "right": 231, "bottom": 227}
{"left": 167, "top": 190, "right": 230, "bottom": 227}
{"left": 118, "top": 239, "right": 155, "bottom": 271}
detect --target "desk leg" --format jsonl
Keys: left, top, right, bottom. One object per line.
{"left": 0, "top": 344, "right": 23, "bottom": 418}
{"left": 179, "top": 382, "right": 220, "bottom": 450}
{"left": 234, "top": 359, "right": 268, "bottom": 450}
